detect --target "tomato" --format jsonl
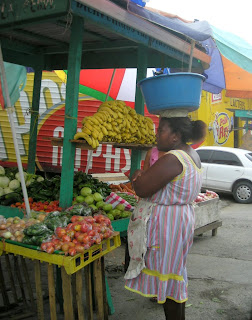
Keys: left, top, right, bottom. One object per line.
{"left": 62, "top": 235, "right": 71, "bottom": 242}
{"left": 55, "top": 227, "right": 66, "bottom": 238}
{"left": 87, "top": 230, "right": 96, "bottom": 237}
{"left": 54, "top": 242, "right": 63, "bottom": 251}
{"left": 46, "top": 246, "right": 55, "bottom": 254}
{"left": 66, "top": 223, "right": 74, "bottom": 231}
{"left": 41, "top": 242, "right": 48, "bottom": 251}
{"left": 80, "top": 223, "right": 91, "bottom": 233}
{"left": 74, "top": 224, "right": 81, "bottom": 232}
{"left": 75, "top": 244, "right": 85, "bottom": 254}
{"left": 71, "top": 216, "right": 79, "bottom": 223}
{"left": 68, "top": 248, "right": 77, "bottom": 257}
{"left": 61, "top": 243, "right": 70, "bottom": 253}
{"left": 82, "top": 235, "right": 91, "bottom": 245}
{"left": 77, "top": 234, "right": 85, "bottom": 243}
{"left": 72, "top": 239, "right": 78, "bottom": 244}
{"left": 67, "top": 230, "right": 75, "bottom": 239}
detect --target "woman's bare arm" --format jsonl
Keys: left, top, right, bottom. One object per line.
{"left": 132, "top": 154, "right": 183, "bottom": 198}
{"left": 143, "top": 149, "right": 152, "bottom": 171}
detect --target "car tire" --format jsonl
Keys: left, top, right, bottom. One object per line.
{"left": 233, "top": 181, "right": 252, "bottom": 204}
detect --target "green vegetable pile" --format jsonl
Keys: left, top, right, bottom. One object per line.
{"left": 116, "top": 192, "right": 138, "bottom": 207}
{"left": 23, "top": 211, "right": 69, "bottom": 246}
{"left": 73, "top": 171, "right": 111, "bottom": 199}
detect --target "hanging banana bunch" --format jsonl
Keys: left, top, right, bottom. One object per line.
{"left": 74, "top": 100, "right": 156, "bottom": 148}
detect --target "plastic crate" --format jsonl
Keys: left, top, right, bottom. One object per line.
{"left": 111, "top": 218, "right": 130, "bottom": 233}
{"left": 0, "top": 232, "right": 121, "bottom": 275}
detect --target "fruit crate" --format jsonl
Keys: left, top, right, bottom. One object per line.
{"left": 0, "top": 232, "right": 121, "bottom": 275}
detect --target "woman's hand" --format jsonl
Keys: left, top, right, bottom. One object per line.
{"left": 131, "top": 169, "right": 143, "bottom": 182}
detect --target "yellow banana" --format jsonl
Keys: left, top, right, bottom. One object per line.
{"left": 91, "top": 128, "right": 99, "bottom": 139}
{"left": 98, "top": 131, "right": 104, "bottom": 141}
{"left": 101, "top": 126, "right": 108, "bottom": 136}
{"left": 90, "top": 117, "right": 100, "bottom": 125}
{"left": 84, "top": 122, "right": 93, "bottom": 132}
{"left": 82, "top": 127, "right": 92, "bottom": 135}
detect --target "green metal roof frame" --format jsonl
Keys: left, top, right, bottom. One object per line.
{"left": 0, "top": 0, "right": 210, "bottom": 71}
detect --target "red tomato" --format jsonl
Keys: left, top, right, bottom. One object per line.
{"left": 68, "top": 248, "right": 77, "bottom": 257}
{"left": 75, "top": 244, "right": 85, "bottom": 254}
{"left": 71, "top": 216, "right": 79, "bottom": 223}
{"left": 55, "top": 227, "right": 66, "bottom": 238}
{"left": 46, "top": 246, "right": 55, "bottom": 254}
{"left": 77, "top": 234, "right": 85, "bottom": 243}
{"left": 87, "top": 230, "right": 96, "bottom": 237}
{"left": 62, "top": 235, "right": 71, "bottom": 242}
{"left": 80, "top": 223, "right": 91, "bottom": 233}
{"left": 82, "top": 235, "right": 91, "bottom": 245}
{"left": 41, "top": 242, "right": 48, "bottom": 251}
{"left": 66, "top": 223, "right": 74, "bottom": 231}
{"left": 61, "top": 243, "right": 70, "bottom": 253}
{"left": 67, "top": 230, "right": 75, "bottom": 239}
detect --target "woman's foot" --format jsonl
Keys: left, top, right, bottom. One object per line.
{"left": 150, "top": 297, "right": 157, "bottom": 302}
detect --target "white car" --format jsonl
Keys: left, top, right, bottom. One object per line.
{"left": 196, "top": 146, "right": 252, "bottom": 204}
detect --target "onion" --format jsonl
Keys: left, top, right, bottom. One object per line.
{"left": 0, "top": 224, "right": 7, "bottom": 230}
{"left": 3, "top": 231, "right": 12, "bottom": 239}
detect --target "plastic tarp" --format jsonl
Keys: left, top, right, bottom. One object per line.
{"left": 127, "top": 2, "right": 252, "bottom": 98}
{"left": 0, "top": 62, "right": 27, "bottom": 108}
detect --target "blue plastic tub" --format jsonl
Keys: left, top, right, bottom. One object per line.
{"left": 138, "top": 73, "right": 205, "bottom": 115}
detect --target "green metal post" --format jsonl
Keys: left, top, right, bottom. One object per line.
{"left": 27, "top": 68, "right": 42, "bottom": 174}
{"left": 59, "top": 15, "right": 84, "bottom": 208}
{"left": 130, "top": 45, "right": 147, "bottom": 177}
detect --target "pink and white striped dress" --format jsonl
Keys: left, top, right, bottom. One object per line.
{"left": 125, "top": 150, "right": 202, "bottom": 304}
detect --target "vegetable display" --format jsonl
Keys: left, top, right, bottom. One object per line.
{"left": 115, "top": 192, "right": 138, "bottom": 207}
{"left": 40, "top": 214, "right": 113, "bottom": 255}
{"left": 109, "top": 182, "right": 136, "bottom": 195}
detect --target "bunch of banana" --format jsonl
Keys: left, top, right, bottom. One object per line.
{"left": 74, "top": 100, "right": 156, "bottom": 148}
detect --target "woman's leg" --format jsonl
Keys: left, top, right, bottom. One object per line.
{"left": 163, "top": 299, "right": 185, "bottom": 320}
{"left": 124, "top": 240, "right": 130, "bottom": 273}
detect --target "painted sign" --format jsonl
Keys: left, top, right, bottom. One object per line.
{"left": 212, "top": 112, "right": 231, "bottom": 145}
{"left": 211, "top": 92, "right": 222, "bottom": 104}
{"left": 0, "top": 72, "right": 158, "bottom": 174}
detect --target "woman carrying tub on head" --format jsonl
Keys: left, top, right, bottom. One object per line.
{"left": 124, "top": 109, "right": 207, "bottom": 320}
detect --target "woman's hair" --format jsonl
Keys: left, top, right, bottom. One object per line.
{"left": 161, "top": 117, "right": 207, "bottom": 144}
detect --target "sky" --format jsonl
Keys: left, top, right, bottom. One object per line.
{"left": 147, "top": 0, "right": 252, "bottom": 45}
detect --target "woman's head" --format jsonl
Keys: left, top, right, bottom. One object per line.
{"left": 156, "top": 117, "right": 207, "bottom": 151}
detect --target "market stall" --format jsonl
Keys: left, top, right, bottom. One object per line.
{"left": 0, "top": 0, "right": 211, "bottom": 318}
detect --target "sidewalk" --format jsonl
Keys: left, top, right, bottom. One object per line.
{"left": 105, "top": 200, "right": 252, "bottom": 320}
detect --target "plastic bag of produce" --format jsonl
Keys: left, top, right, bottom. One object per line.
{"left": 24, "top": 223, "right": 51, "bottom": 236}
{"left": 105, "top": 192, "right": 134, "bottom": 211}
{"left": 44, "top": 215, "right": 68, "bottom": 231}
{"left": 66, "top": 203, "right": 92, "bottom": 216}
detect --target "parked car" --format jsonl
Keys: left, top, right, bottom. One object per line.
{"left": 196, "top": 146, "right": 252, "bottom": 204}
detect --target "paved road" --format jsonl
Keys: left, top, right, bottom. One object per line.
{"left": 106, "top": 195, "right": 252, "bottom": 320}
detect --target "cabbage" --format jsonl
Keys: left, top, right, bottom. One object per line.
{"left": 0, "top": 166, "right": 5, "bottom": 176}
{"left": 9, "top": 179, "right": 20, "bottom": 190}
{"left": 4, "top": 187, "right": 12, "bottom": 194}
{"left": 0, "top": 176, "right": 10, "bottom": 188}
{"left": 0, "top": 187, "right": 4, "bottom": 197}
{"left": 37, "top": 176, "right": 44, "bottom": 182}
{"left": 26, "top": 178, "right": 35, "bottom": 186}
{"left": 15, "top": 172, "right": 27, "bottom": 182}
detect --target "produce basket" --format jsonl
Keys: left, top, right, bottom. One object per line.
{"left": 0, "top": 232, "right": 121, "bottom": 275}
{"left": 138, "top": 72, "right": 205, "bottom": 114}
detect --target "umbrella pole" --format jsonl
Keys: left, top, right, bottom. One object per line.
{"left": 85, "top": 69, "right": 116, "bottom": 174}
{"left": 0, "top": 44, "right": 31, "bottom": 217}
{"left": 188, "top": 40, "right": 195, "bottom": 72}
